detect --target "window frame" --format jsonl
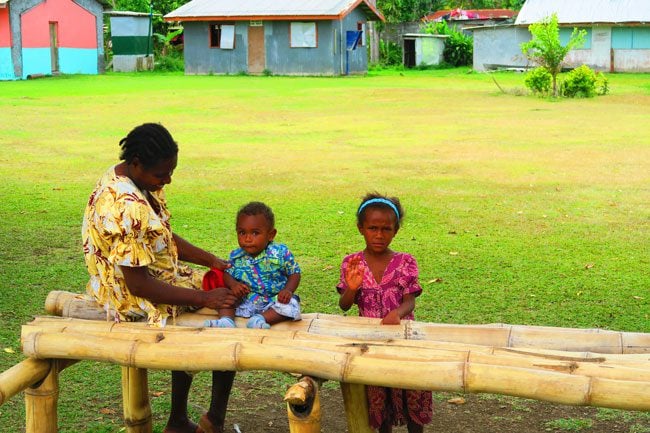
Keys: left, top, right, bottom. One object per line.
{"left": 289, "top": 21, "right": 318, "bottom": 48}
{"left": 209, "top": 23, "right": 235, "bottom": 49}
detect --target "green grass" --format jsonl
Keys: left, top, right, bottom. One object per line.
{"left": 0, "top": 68, "right": 649, "bottom": 431}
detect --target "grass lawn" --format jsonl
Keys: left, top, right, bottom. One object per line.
{"left": 0, "top": 68, "right": 648, "bottom": 432}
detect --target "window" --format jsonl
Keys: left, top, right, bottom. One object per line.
{"left": 210, "top": 24, "right": 235, "bottom": 49}
{"left": 559, "top": 27, "right": 591, "bottom": 49}
{"left": 357, "top": 22, "right": 365, "bottom": 46}
{"left": 290, "top": 22, "right": 317, "bottom": 48}
{"left": 613, "top": 27, "right": 650, "bottom": 49}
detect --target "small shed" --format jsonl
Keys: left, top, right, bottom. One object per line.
{"left": 402, "top": 33, "right": 447, "bottom": 68}
{"left": 471, "top": 0, "right": 650, "bottom": 72}
{"left": 106, "top": 11, "right": 156, "bottom": 72}
{"left": 164, "top": 0, "right": 384, "bottom": 76}
{"left": 0, "top": 0, "right": 107, "bottom": 80}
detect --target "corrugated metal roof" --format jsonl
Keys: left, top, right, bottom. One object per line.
{"left": 515, "top": 0, "right": 650, "bottom": 25}
{"left": 165, "top": 0, "right": 383, "bottom": 21}
{"left": 424, "top": 9, "right": 516, "bottom": 22}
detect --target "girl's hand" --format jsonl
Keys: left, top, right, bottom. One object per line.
{"left": 345, "top": 256, "right": 363, "bottom": 291}
{"left": 231, "top": 282, "right": 250, "bottom": 298}
{"left": 380, "top": 310, "right": 401, "bottom": 325}
{"left": 277, "top": 288, "right": 293, "bottom": 304}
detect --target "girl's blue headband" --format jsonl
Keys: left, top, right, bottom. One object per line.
{"left": 357, "top": 198, "right": 400, "bottom": 221}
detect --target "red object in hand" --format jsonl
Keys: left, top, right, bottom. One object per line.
{"left": 202, "top": 268, "right": 225, "bottom": 291}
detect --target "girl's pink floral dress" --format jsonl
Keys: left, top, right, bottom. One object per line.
{"left": 337, "top": 251, "right": 433, "bottom": 428}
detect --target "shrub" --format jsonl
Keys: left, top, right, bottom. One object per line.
{"left": 443, "top": 31, "right": 473, "bottom": 67}
{"left": 155, "top": 51, "right": 184, "bottom": 72}
{"left": 378, "top": 40, "right": 403, "bottom": 67}
{"left": 561, "top": 65, "right": 597, "bottom": 98}
{"left": 422, "top": 20, "right": 473, "bottom": 67}
{"left": 595, "top": 72, "right": 609, "bottom": 95}
{"left": 524, "top": 66, "right": 552, "bottom": 95}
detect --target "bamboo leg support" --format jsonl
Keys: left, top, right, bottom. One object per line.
{"left": 121, "top": 367, "right": 152, "bottom": 433}
{"left": 340, "top": 382, "right": 373, "bottom": 433}
{"left": 25, "top": 360, "right": 61, "bottom": 433}
{"left": 0, "top": 358, "right": 51, "bottom": 406}
{"left": 285, "top": 376, "right": 321, "bottom": 433}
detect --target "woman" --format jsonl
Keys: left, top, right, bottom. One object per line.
{"left": 82, "top": 123, "right": 235, "bottom": 433}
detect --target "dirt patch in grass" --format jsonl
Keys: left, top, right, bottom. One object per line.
{"left": 223, "top": 376, "right": 650, "bottom": 433}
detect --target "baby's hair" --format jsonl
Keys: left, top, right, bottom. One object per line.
{"left": 356, "top": 192, "right": 404, "bottom": 229}
{"left": 237, "top": 201, "right": 275, "bottom": 229}
{"left": 119, "top": 123, "right": 178, "bottom": 168}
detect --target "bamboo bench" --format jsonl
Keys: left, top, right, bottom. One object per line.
{"left": 2, "top": 290, "right": 650, "bottom": 433}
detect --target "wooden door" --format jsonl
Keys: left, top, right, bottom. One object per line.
{"left": 49, "top": 22, "right": 59, "bottom": 73}
{"left": 248, "top": 25, "right": 265, "bottom": 74}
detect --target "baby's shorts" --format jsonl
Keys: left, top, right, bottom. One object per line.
{"left": 235, "top": 294, "right": 301, "bottom": 321}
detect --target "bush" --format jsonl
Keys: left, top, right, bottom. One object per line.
{"left": 378, "top": 40, "right": 403, "bottom": 67}
{"left": 422, "top": 20, "right": 472, "bottom": 67}
{"left": 561, "top": 65, "right": 597, "bottom": 98}
{"left": 595, "top": 72, "right": 609, "bottom": 95}
{"left": 524, "top": 67, "right": 552, "bottom": 95}
{"left": 155, "top": 51, "right": 184, "bottom": 72}
{"left": 443, "top": 31, "right": 473, "bottom": 67}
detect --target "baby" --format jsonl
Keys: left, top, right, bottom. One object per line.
{"left": 205, "top": 201, "right": 301, "bottom": 329}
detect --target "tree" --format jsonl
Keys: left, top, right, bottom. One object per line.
{"left": 520, "top": 13, "right": 586, "bottom": 97}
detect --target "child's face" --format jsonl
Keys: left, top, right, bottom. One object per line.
{"left": 358, "top": 208, "right": 398, "bottom": 254}
{"left": 236, "top": 213, "right": 276, "bottom": 257}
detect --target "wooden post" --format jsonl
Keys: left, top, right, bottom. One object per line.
{"left": 25, "top": 360, "right": 61, "bottom": 433}
{"left": 340, "top": 382, "right": 373, "bottom": 433}
{"left": 285, "top": 376, "right": 321, "bottom": 433}
{"left": 122, "top": 366, "right": 152, "bottom": 433}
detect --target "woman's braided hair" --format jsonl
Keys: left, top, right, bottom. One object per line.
{"left": 119, "top": 123, "right": 178, "bottom": 168}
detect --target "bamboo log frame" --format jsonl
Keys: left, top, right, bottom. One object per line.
{"left": 24, "top": 360, "right": 76, "bottom": 433}
{"left": 45, "top": 291, "right": 650, "bottom": 354}
{"left": 0, "top": 358, "right": 51, "bottom": 406}
{"left": 285, "top": 376, "right": 321, "bottom": 433}
{"left": 20, "top": 317, "right": 650, "bottom": 411}
{"left": 121, "top": 367, "right": 152, "bottom": 433}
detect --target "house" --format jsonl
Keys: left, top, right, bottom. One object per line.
{"left": 0, "top": 0, "right": 107, "bottom": 80}
{"left": 164, "top": 0, "right": 384, "bottom": 76}
{"left": 106, "top": 11, "right": 156, "bottom": 72}
{"left": 471, "top": 0, "right": 650, "bottom": 72}
{"left": 423, "top": 8, "right": 516, "bottom": 33}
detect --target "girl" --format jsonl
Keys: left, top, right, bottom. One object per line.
{"left": 337, "top": 193, "right": 433, "bottom": 433}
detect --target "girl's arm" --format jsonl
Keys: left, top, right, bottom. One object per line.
{"left": 338, "top": 287, "right": 358, "bottom": 311}
{"left": 381, "top": 293, "right": 417, "bottom": 325}
{"left": 173, "top": 233, "right": 230, "bottom": 270}
{"left": 339, "top": 257, "right": 363, "bottom": 311}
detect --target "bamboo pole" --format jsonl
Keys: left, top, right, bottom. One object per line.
{"left": 43, "top": 291, "right": 650, "bottom": 354}
{"left": 340, "top": 383, "right": 373, "bottom": 433}
{"left": 19, "top": 329, "right": 650, "bottom": 411}
{"left": 21, "top": 318, "right": 650, "bottom": 375}
{"left": 285, "top": 376, "right": 321, "bottom": 433}
{"left": 25, "top": 360, "right": 62, "bottom": 433}
{"left": 122, "top": 367, "right": 152, "bottom": 433}
{"left": 0, "top": 358, "right": 51, "bottom": 406}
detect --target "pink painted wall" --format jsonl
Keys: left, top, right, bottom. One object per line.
{"left": 0, "top": 8, "right": 11, "bottom": 47}
{"left": 21, "top": 0, "right": 97, "bottom": 48}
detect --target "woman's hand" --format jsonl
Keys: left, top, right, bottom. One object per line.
{"left": 202, "top": 287, "right": 238, "bottom": 310}
{"left": 277, "top": 288, "right": 293, "bottom": 304}
{"left": 380, "top": 309, "right": 401, "bottom": 325}
{"left": 208, "top": 256, "right": 231, "bottom": 271}
{"left": 345, "top": 256, "right": 363, "bottom": 291}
